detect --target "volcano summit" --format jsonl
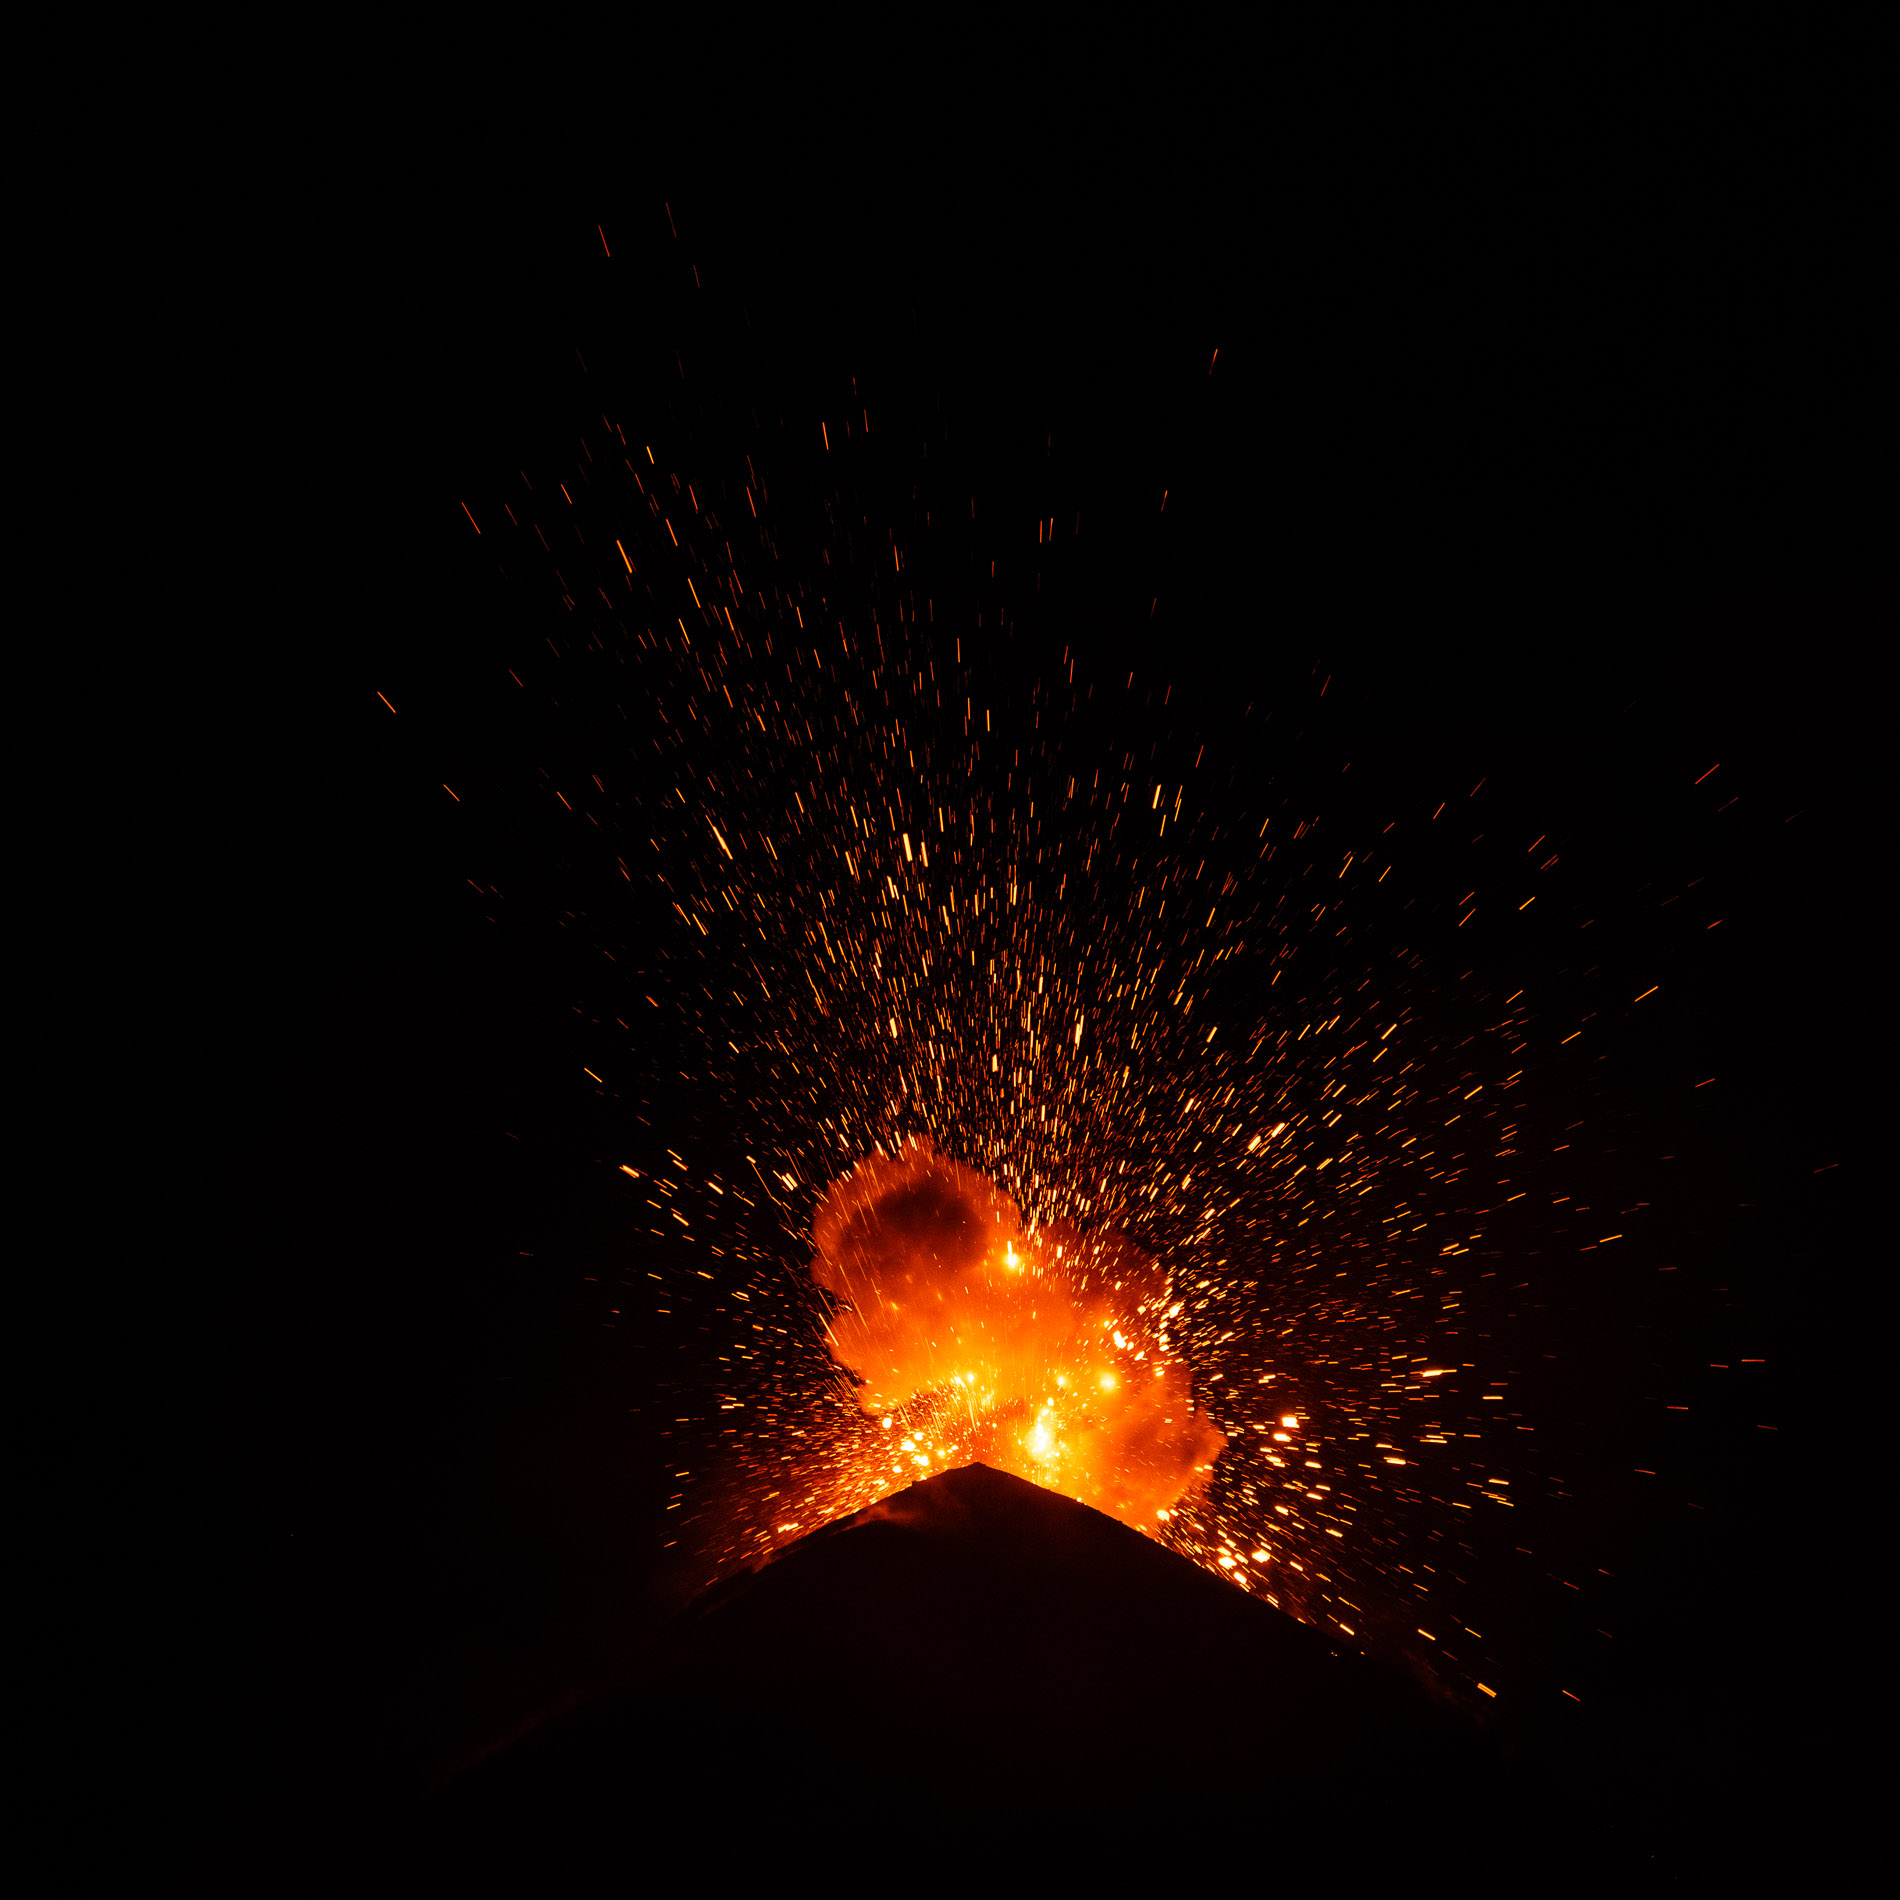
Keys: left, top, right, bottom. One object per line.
{"left": 395, "top": 1463, "right": 1610, "bottom": 1879}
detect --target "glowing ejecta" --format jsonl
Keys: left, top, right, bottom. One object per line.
{"left": 807, "top": 1139, "right": 1227, "bottom": 1532}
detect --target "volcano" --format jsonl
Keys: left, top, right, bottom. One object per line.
{"left": 391, "top": 1464, "right": 1619, "bottom": 1878}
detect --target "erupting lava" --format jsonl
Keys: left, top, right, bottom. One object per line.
{"left": 812, "top": 1139, "right": 1227, "bottom": 1529}
{"left": 447, "top": 327, "right": 1761, "bottom": 1717}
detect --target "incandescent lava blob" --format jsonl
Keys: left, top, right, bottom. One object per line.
{"left": 811, "top": 1138, "right": 1227, "bottom": 1529}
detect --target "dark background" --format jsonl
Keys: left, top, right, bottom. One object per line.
{"left": 269, "top": 16, "right": 1875, "bottom": 1878}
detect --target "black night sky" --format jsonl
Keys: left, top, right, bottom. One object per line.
{"left": 272, "top": 22, "right": 1872, "bottom": 1885}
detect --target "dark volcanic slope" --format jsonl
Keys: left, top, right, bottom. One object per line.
{"left": 392, "top": 1465, "right": 1623, "bottom": 1879}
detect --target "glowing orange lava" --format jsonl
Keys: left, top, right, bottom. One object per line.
{"left": 811, "top": 1139, "right": 1227, "bottom": 1530}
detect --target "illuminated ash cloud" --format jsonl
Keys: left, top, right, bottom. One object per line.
{"left": 811, "top": 1139, "right": 1227, "bottom": 1531}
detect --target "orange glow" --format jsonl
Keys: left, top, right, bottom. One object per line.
{"left": 809, "top": 1138, "right": 1227, "bottom": 1531}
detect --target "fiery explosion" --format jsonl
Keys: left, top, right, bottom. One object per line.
{"left": 811, "top": 1140, "right": 1225, "bottom": 1529}
{"left": 459, "top": 396, "right": 1575, "bottom": 1702}
{"left": 421, "top": 231, "right": 1765, "bottom": 1727}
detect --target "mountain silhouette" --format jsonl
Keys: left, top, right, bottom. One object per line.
{"left": 390, "top": 1464, "right": 1624, "bottom": 1880}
